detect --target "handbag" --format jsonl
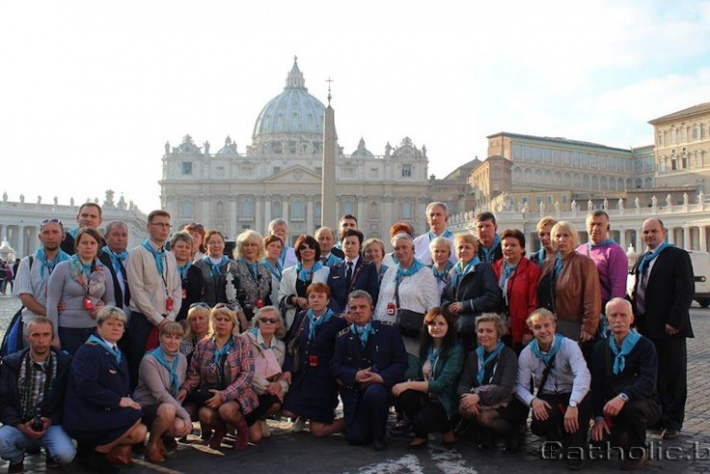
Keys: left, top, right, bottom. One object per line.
{"left": 394, "top": 278, "right": 424, "bottom": 338}
{"left": 286, "top": 313, "right": 309, "bottom": 373}
{"left": 190, "top": 383, "right": 224, "bottom": 407}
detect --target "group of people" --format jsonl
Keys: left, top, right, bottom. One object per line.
{"left": 0, "top": 200, "right": 694, "bottom": 472}
{"left": 0, "top": 258, "right": 18, "bottom": 295}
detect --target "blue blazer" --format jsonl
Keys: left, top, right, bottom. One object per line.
{"left": 63, "top": 341, "right": 143, "bottom": 432}
{"left": 327, "top": 259, "right": 380, "bottom": 314}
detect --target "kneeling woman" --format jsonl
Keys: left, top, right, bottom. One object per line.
{"left": 64, "top": 307, "right": 146, "bottom": 470}
{"left": 457, "top": 313, "right": 519, "bottom": 450}
{"left": 133, "top": 322, "right": 192, "bottom": 462}
{"left": 391, "top": 307, "right": 464, "bottom": 448}
{"left": 178, "top": 305, "right": 257, "bottom": 450}
{"left": 281, "top": 283, "right": 347, "bottom": 436}
{"left": 243, "top": 306, "right": 290, "bottom": 443}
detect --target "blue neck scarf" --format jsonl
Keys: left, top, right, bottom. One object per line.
{"left": 279, "top": 247, "right": 288, "bottom": 266}
{"left": 149, "top": 346, "right": 180, "bottom": 395}
{"left": 589, "top": 238, "right": 614, "bottom": 250}
{"left": 395, "top": 258, "right": 425, "bottom": 282}
{"left": 321, "top": 253, "right": 343, "bottom": 267}
{"left": 350, "top": 322, "right": 375, "bottom": 347}
{"left": 240, "top": 258, "right": 259, "bottom": 280}
{"left": 307, "top": 308, "right": 333, "bottom": 341}
{"left": 68, "top": 228, "right": 79, "bottom": 239}
{"left": 177, "top": 261, "right": 192, "bottom": 280}
{"left": 432, "top": 261, "right": 453, "bottom": 284}
{"left": 552, "top": 252, "right": 564, "bottom": 279}
{"left": 203, "top": 255, "right": 227, "bottom": 278}
{"left": 637, "top": 241, "right": 671, "bottom": 275}
{"left": 262, "top": 258, "right": 282, "bottom": 281}
{"left": 609, "top": 330, "right": 641, "bottom": 375}
{"left": 428, "top": 345, "right": 442, "bottom": 378}
{"left": 88, "top": 334, "right": 121, "bottom": 364}
{"left": 102, "top": 246, "right": 127, "bottom": 277}
{"left": 296, "top": 261, "right": 323, "bottom": 283}
{"left": 427, "top": 229, "right": 453, "bottom": 241}
{"left": 143, "top": 240, "right": 165, "bottom": 275}
{"left": 499, "top": 261, "right": 518, "bottom": 292}
{"left": 534, "top": 247, "right": 546, "bottom": 263}
{"left": 212, "top": 336, "right": 234, "bottom": 365}
{"left": 378, "top": 264, "right": 389, "bottom": 282}
{"left": 476, "top": 341, "right": 505, "bottom": 385}
{"left": 35, "top": 248, "right": 69, "bottom": 277}
{"left": 530, "top": 334, "right": 563, "bottom": 366}
{"left": 454, "top": 257, "right": 480, "bottom": 286}
{"left": 480, "top": 234, "right": 501, "bottom": 263}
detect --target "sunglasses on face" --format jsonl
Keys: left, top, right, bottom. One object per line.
{"left": 189, "top": 302, "right": 210, "bottom": 309}
{"left": 259, "top": 317, "right": 279, "bottom": 324}
{"left": 298, "top": 244, "right": 316, "bottom": 251}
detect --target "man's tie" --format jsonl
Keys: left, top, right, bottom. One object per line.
{"left": 636, "top": 252, "right": 652, "bottom": 314}
{"left": 346, "top": 261, "right": 354, "bottom": 283}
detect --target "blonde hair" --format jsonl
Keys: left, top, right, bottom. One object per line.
{"left": 550, "top": 220, "right": 580, "bottom": 249}
{"left": 454, "top": 232, "right": 479, "bottom": 253}
{"left": 234, "top": 230, "right": 265, "bottom": 261}
{"left": 210, "top": 304, "right": 240, "bottom": 335}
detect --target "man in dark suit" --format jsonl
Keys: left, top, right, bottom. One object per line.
{"left": 327, "top": 229, "right": 379, "bottom": 314}
{"left": 99, "top": 221, "right": 131, "bottom": 355}
{"left": 632, "top": 218, "right": 694, "bottom": 440}
{"left": 331, "top": 290, "right": 407, "bottom": 450}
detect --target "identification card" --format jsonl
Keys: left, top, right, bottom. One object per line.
{"left": 255, "top": 298, "right": 264, "bottom": 309}
{"left": 308, "top": 354, "right": 319, "bottom": 367}
{"left": 182, "top": 288, "right": 187, "bottom": 300}
{"left": 83, "top": 296, "right": 94, "bottom": 311}
{"left": 386, "top": 302, "right": 397, "bottom": 316}
{"left": 166, "top": 297, "right": 174, "bottom": 311}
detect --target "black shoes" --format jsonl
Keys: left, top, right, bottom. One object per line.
{"left": 661, "top": 428, "right": 679, "bottom": 439}
{"left": 8, "top": 460, "right": 24, "bottom": 474}
{"left": 373, "top": 436, "right": 388, "bottom": 451}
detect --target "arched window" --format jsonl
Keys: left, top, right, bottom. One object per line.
{"left": 180, "top": 200, "right": 193, "bottom": 219}
{"left": 241, "top": 198, "right": 253, "bottom": 218}
{"left": 272, "top": 201, "right": 282, "bottom": 218}
{"left": 292, "top": 200, "right": 305, "bottom": 220}
{"left": 343, "top": 200, "right": 353, "bottom": 215}
{"left": 402, "top": 202, "right": 413, "bottom": 219}
{"left": 369, "top": 201, "right": 379, "bottom": 219}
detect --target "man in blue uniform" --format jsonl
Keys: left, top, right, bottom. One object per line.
{"left": 331, "top": 290, "right": 407, "bottom": 450}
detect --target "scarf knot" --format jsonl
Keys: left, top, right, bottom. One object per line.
{"left": 530, "top": 334, "right": 563, "bottom": 366}
{"left": 480, "top": 234, "right": 501, "bottom": 263}
{"left": 35, "top": 248, "right": 69, "bottom": 277}
{"left": 350, "top": 322, "right": 375, "bottom": 347}
{"left": 453, "top": 257, "right": 480, "bottom": 286}
{"left": 609, "top": 330, "right": 641, "bottom": 375}
{"left": 395, "top": 258, "right": 425, "bottom": 282}
{"left": 149, "top": 347, "right": 181, "bottom": 395}
{"left": 307, "top": 309, "right": 333, "bottom": 341}
{"left": 475, "top": 341, "right": 504, "bottom": 385}
{"left": 143, "top": 240, "right": 166, "bottom": 275}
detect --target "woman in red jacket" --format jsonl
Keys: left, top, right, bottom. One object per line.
{"left": 493, "top": 229, "right": 540, "bottom": 354}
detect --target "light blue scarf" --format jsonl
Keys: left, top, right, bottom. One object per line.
{"left": 427, "top": 229, "right": 453, "bottom": 241}
{"left": 637, "top": 241, "right": 671, "bottom": 275}
{"left": 395, "top": 258, "right": 425, "bottom": 283}
{"left": 589, "top": 238, "right": 614, "bottom": 250}
{"left": 88, "top": 334, "right": 121, "bottom": 364}
{"left": 142, "top": 240, "right": 166, "bottom": 275}
{"left": 499, "top": 261, "right": 518, "bottom": 292}
{"left": 350, "top": 322, "right": 375, "bottom": 347}
{"left": 432, "top": 261, "right": 453, "bottom": 285}
{"left": 480, "top": 234, "right": 501, "bottom": 263}
{"left": 177, "top": 261, "right": 192, "bottom": 280}
{"left": 530, "top": 334, "right": 563, "bottom": 366}
{"left": 35, "top": 248, "right": 69, "bottom": 277}
{"left": 322, "top": 253, "right": 343, "bottom": 267}
{"left": 212, "top": 336, "right": 234, "bottom": 366}
{"left": 149, "top": 346, "right": 180, "bottom": 395}
{"left": 262, "top": 258, "right": 283, "bottom": 281}
{"left": 533, "top": 247, "right": 546, "bottom": 263}
{"left": 453, "top": 257, "right": 480, "bottom": 287}
{"left": 296, "top": 261, "right": 323, "bottom": 283}
{"left": 609, "top": 330, "right": 641, "bottom": 375}
{"left": 240, "top": 258, "right": 259, "bottom": 280}
{"left": 476, "top": 341, "right": 504, "bottom": 385}
{"left": 102, "top": 246, "right": 128, "bottom": 277}
{"left": 552, "top": 252, "right": 564, "bottom": 279}
{"left": 307, "top": 308, "right": 333, "bottom": 341}
{"left": 203, "top": 255, "right": 228, "bottom": 278}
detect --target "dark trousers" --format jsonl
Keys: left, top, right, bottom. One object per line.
{"left": 245, "top": 394, "right": 281, "bottom": 426}
{"left": 58, "top": 327, "right": 96, "bottom": 356}
{"left": 128, "top": 312, "right": 155, "bottom": 391}
{"left": 530, "top": 392, "right": 591, "bottom": 450}
{"left": 598, "top": 398, "right": 662, "bottom": 451}
{"left": 344, "top": 384, "right": 390, "bottom": 445}
{"left": 651, "top": 337, "right": 687, "bottom": 430}
{"left": 396, "top": 389, "right": 452, "bottom": 438}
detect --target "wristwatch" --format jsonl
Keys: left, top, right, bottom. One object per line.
{"left": 569, "top": 401, "right": 578, "bottom": 408}
{"left": 619, "top": 393, "right": 629, "bottom": 402}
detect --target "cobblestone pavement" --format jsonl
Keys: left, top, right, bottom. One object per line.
{"left": 1, "top": 294, "right": 709, "bottom": 473}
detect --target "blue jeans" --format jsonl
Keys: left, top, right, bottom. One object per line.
{"left": 0, "top": 425, "right": 76, "bottom": 464}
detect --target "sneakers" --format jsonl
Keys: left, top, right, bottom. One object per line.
{"left": 8, "top": 460, "right": 24, "bottom": 474}
{"left": 292, "top": 417, "right": 306, "bottom": 433}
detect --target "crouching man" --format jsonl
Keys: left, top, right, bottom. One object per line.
{"left": 591, "top": 297, "right": 661, "bottom": 471}
{"left": 0, "top": 317, "right": 75, "bottom": 473}
{"left": 332, "top": 290, "right": 407, "bottom": 451}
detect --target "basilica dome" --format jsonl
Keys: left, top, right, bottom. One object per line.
{"left": 252, "top": 57, "right": 326, "bottom": 145}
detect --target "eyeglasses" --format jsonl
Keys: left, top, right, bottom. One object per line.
{"left": 259, "top": 317, "right": 279, "bottom": 324}
{"left": 189, "top": 302, "right": 210, "bottom": 309}
{"left": 149, "top": 222, "right": 172, "bottom": 229}
{"left": 40, "top": 218, "right": 62, "bottom": 225}
{"left": 298, "top": 244, "right": 316, "bottom": 251}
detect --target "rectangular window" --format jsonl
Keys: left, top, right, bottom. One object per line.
{"left": 182, "top": 162, "right": 193, "bottom": 175}
{"left": 273, "top": 166, "right": 281, "bottom": 175}
{"left": 216, "top": 166, "right": 225, "bottom": 176}
{"left": 401, "top": 164, "right": 412, "bottom": 177}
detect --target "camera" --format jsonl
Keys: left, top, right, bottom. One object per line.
{"left": 31, "top": 407, "right": 43, "bottom": 432}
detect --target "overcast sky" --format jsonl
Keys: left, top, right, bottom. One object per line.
{"left": 2, "top": 0, "right": 709, "bottom": 212}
